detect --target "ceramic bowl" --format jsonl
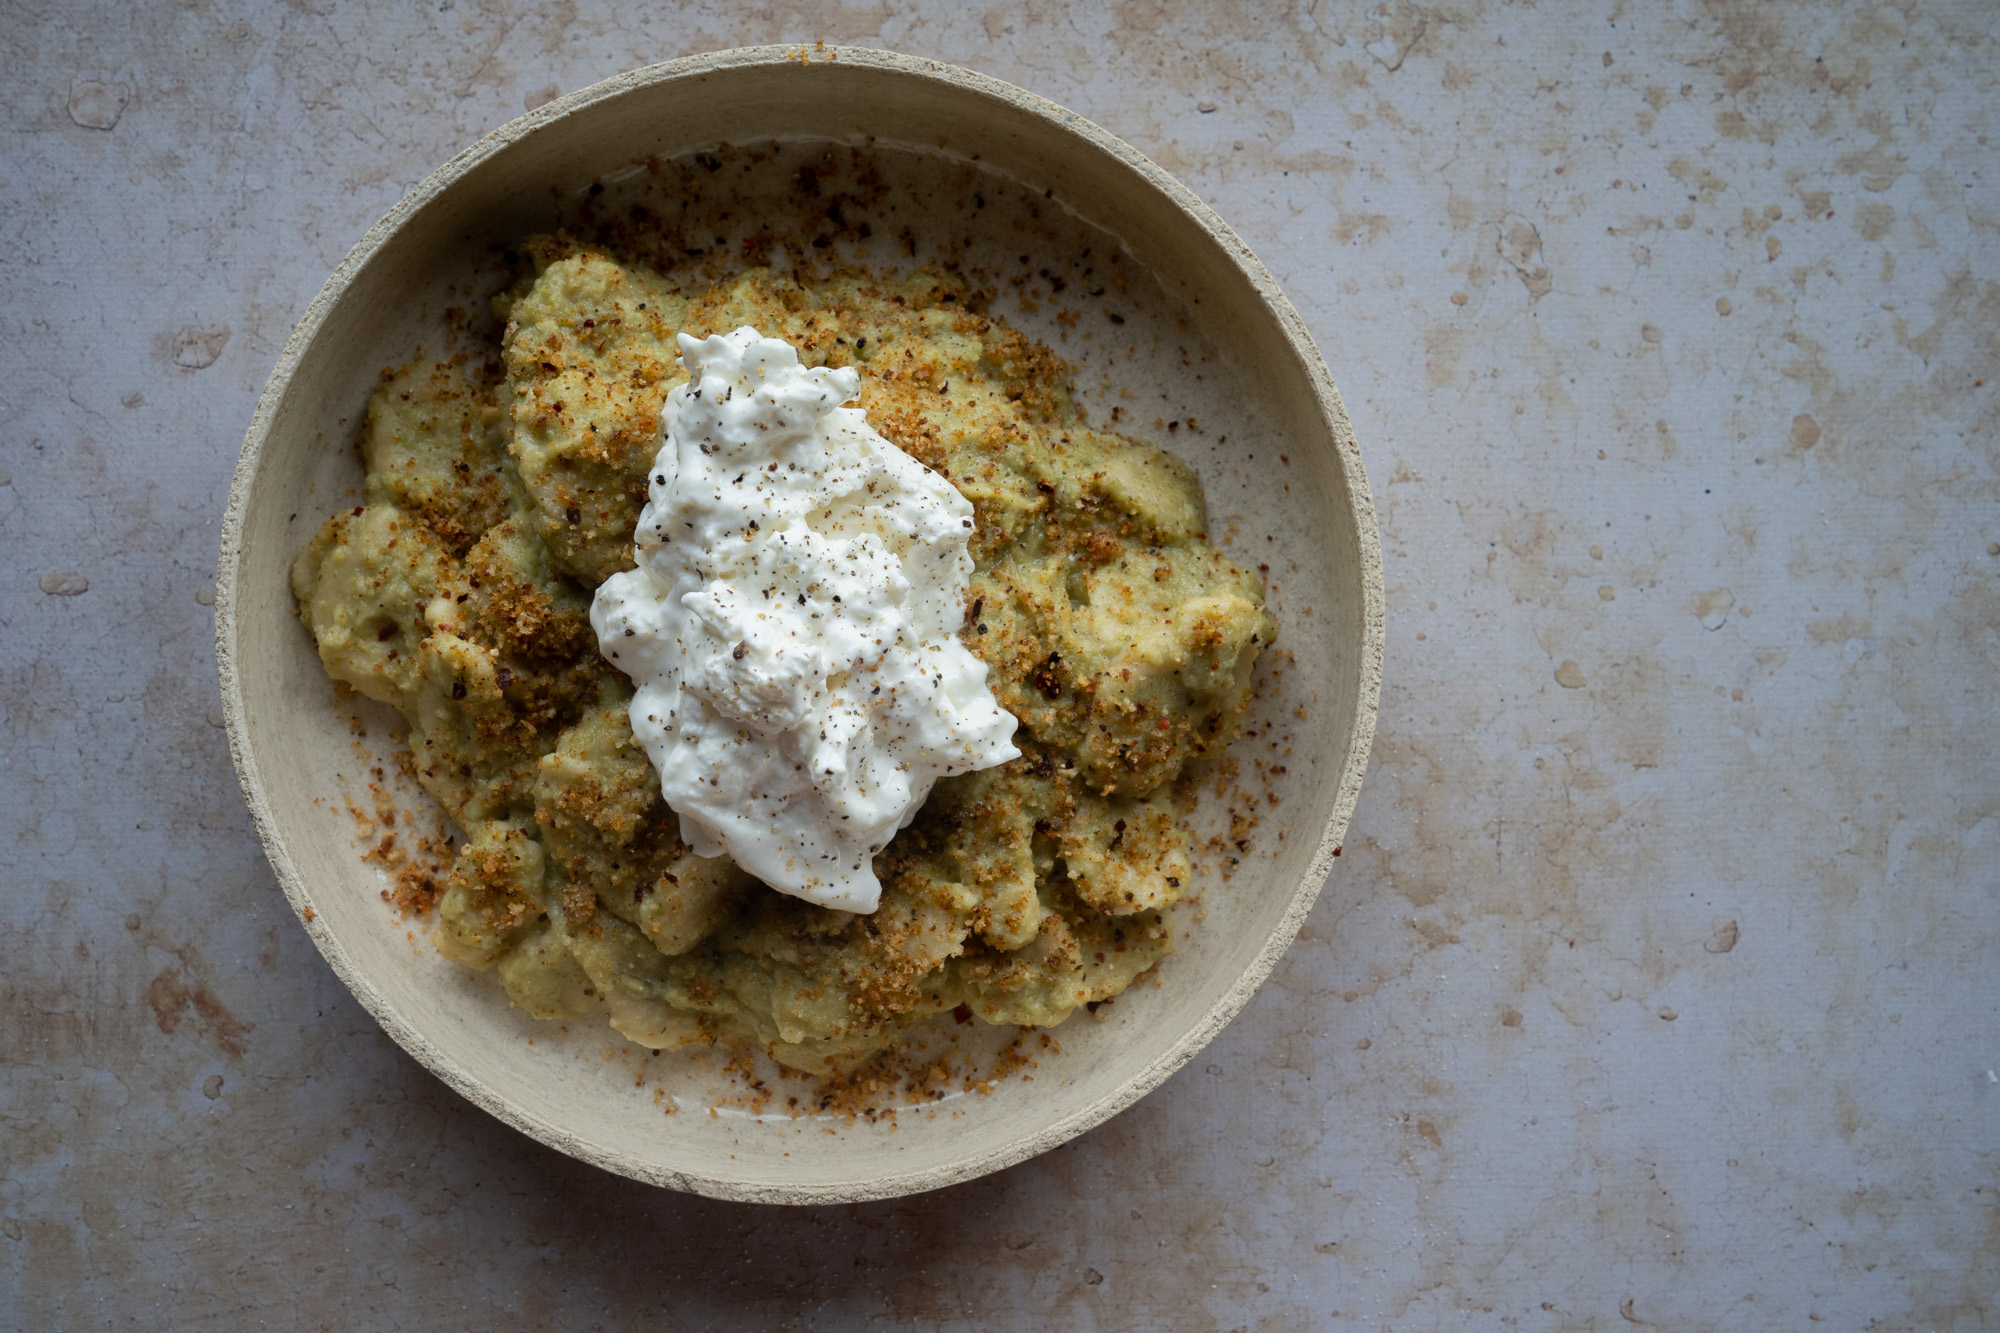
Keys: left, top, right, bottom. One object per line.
{"left": 217, "top": 46, "right": 1381, "bottom": 1204}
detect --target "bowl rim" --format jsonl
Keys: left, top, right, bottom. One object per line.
{"left": 215, "top": 44, "right": 1384, "bottom": 1204}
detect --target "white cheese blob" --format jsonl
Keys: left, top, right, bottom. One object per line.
{"left": 590, "top": 327, "right": 1020, "bottom": 913}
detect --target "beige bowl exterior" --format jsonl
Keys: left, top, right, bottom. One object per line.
{"left": 216, "top": 46, "right": 1383, "bottom": 1204}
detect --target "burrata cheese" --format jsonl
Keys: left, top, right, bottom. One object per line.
{"left": 590, "top": 327, "right": 1020, "bottom": 912}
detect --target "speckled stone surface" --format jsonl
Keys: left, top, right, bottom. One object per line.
{"left": 4, "top": 3, "right": 1995, "bottom": 1327}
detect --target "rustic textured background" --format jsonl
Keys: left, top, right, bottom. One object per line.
{"left": 4, "top": 2, "right": 1996, "bottom": 1327}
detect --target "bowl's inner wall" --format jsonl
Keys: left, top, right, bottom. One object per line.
{"left": 231, "top": 53, "right": 1369, "bottom": 1198}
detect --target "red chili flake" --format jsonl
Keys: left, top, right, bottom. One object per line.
{"left": 1332, "top": 845, "right": 1342, "bottom": 857}
{"left": 952, "top": 1004, "right": 973, "bottom": 1024}
{"left": 494, "top": 667, "right": 515, "bottom": 688}
{"left": 1031, "top": 651, "right": 1063, "bottom": 699}
{"left": 376, "top": 623, "right": 396, "bottom": 642}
